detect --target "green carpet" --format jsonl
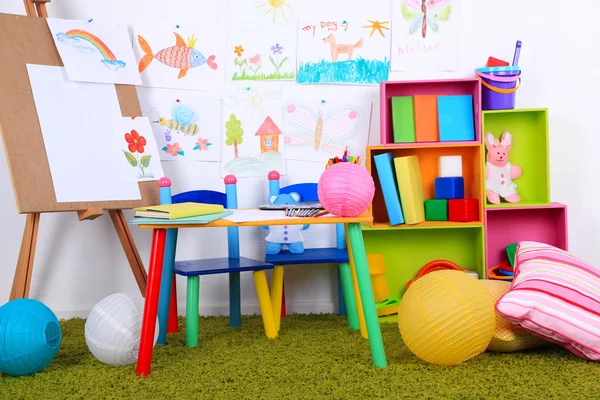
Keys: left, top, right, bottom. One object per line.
{"left": 2, "top": 314, "right": 600, "bottom": 399}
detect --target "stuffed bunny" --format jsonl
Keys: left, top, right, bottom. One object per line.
{"left": 485, "top": 131, "right": 521, "bottom": 204}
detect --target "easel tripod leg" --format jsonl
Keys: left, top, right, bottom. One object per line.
{"left": 109, "top": 210, "right": 147, "bottom": 296}
{"left": 10, "top": 212, "right": 40, "bottom": 300}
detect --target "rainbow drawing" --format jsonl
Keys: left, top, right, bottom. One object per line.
{"left": 56, "top": 29, "right": 126, "bottom": 70}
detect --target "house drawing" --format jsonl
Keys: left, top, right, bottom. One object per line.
{"left": 255, "top": 116, "right": 282, "bottom": 154}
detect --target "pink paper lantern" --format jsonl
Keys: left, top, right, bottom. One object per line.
{"left": 318, "top": 163, "right": 375, "bottom": 217}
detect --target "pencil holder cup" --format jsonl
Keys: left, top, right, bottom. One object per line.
{"left": 318, "top": 162, "right": 375, "bottom": 217}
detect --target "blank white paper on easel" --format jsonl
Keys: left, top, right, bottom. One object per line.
{"left": 26, "top": 64, "right": 142, "bottom": 202}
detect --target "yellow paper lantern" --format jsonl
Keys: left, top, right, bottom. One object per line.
{"left": 398, "top": 270, "right": 495, "bottom": 366}
{"left": 479, "top": 279, "right": 548, "bottom": 352}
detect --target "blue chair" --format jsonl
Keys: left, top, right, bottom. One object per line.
{"left": 265, "top": 171, "right": 359, "bottom": 330}
{"left": 156, "top": 175, "right": 277, "bottom": 346}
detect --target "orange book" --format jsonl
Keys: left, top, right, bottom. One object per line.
{"left": 414, "top": 95, "right": 439, "bottom": 142}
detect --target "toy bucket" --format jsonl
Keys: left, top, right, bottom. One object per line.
{"left": 475, "top": 66, "right": 521, "bottom": 110}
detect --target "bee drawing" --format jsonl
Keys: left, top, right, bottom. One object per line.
{"left": 151, "top": 102, "right": 200, "bottom": 142}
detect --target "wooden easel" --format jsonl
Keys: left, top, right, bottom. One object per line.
{"left": 6, "top": 0, "right": 153, "bottom": 300}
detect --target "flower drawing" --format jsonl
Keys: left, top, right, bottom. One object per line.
{"left": 193, "top": 137, "right": 212, "bottom": 151}
{"left": 271, "top": 43, "right": 283, "bottom": 55}
{"left": 247, "top": 54, "right": 262, "bottom": 77}
{"left": 125, "top": 129, "right": 146, "bottom": 153}
{"left": 123, "top": 130, "right": 153, "bottom": 179}
{"left": 233, "top": 45, "right": 248, "bottom": 76}
{"left": 269, "top": 43, "right": 289, "bottom": 76}
{"left": 162, "top": 142, "right": 184, "bottom": 157}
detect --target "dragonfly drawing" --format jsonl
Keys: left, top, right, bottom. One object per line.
{"left": 283, "top": 101, "right": 362, "bottom": 158}
{"left": 151, "top": 102, "right": 200, "bottom": 142}
{"left": 401, "top": 0, "right": 453, "bottom": 38}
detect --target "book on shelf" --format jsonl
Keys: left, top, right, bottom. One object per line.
{"left": 373, "top": 152, "right": 405, "bottom": 225}
{"left": 133, "top": 202, "right": 225, "bottom": 220}
{"left": 393, "top": 155, "right": 425, "bottom": 224}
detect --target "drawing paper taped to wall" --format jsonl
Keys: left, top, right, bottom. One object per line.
{"left": 220, "top": 84, "right": 286, "bottom": 178}
{"left": 46, "top": 18, "right": 142, "bottom": 85}
{"left": 137, "top": 87, "right": 222, "bottom": 163}
{"left": 296, "top": 0, "right": 391, "bottom": 85}
{"left": 282, "top": 89, "right": 373, "bottom": 163}
{"left": 228, "top": 0, "right": 297, "bottom": 82}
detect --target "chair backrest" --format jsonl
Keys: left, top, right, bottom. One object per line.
{"left": 172, "top": 190, "right": 227, "bottom": 207}
{"left": 267, "top": 171, "right": 346, "bottom": 250}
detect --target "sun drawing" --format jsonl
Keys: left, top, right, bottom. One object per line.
{"left": 362, "top": 20, "right": 390, "bottom": 38}
{"left": 239, "top": 87, "right": 279, "bottom": 114}
{"left": 257, "top": 0, "right": 293, "bottom": 23}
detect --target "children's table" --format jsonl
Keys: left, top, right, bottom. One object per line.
{"left": 133, "top": 211, "right": 387, "bottom": 376}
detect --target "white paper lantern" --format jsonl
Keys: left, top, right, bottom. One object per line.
{"left": 85, "top": 293, "right": 159, "bottom": 366}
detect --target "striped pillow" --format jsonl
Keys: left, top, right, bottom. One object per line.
{"left": 496, "top": 241, "right": 600, "bottom": 361}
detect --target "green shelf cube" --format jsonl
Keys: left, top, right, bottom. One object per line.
{"left": 425, "top": 199, "right": 448, "bottom": 221}
{"left": 483, "top": 109, "right": 550, "bottom": 208}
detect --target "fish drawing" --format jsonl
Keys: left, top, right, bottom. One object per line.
{"left": 137, "top": 32, "right": 217, "bottom": 79}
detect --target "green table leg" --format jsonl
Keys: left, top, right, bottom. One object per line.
{"left": 339, "top": 262, "right": 359, "bottom": 330}
{"left": 186, "top": 276, "right": 200, "bottom": 347}
{"left": 347, "top": 222, "right": 387, "bottom": 368}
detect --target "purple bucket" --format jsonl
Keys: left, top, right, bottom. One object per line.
{"left": 475, "top": 66, "right": 521, "bottom": 110}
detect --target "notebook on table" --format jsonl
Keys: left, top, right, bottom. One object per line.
{"left": 130, "top": 211, "right": 233, "bottom": 225}
{"left": 133, "top": 202, "right": 225, "bottom": 219}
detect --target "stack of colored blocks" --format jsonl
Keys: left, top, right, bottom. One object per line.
{"left": 424, "top": 156, "right": 479, "bottom": 222}
{"left": 391, "top": 95, "right": 475, "bottom": 143}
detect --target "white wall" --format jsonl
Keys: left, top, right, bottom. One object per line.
{"left": 1, "top": 0, "right": 598, "bottom": 318}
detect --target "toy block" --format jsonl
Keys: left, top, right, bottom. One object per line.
{"left": 435, "top": 177, "right": 464, "bottom": 199}
{"left": 393, "top": 155, "right": 425, "bottom": 224}
{"left": 486, "top": 56, "right": 509, "bottom": 67}
{"left": 438, "top": 155, "right": 462, "bottom": 178}
{"left": 425, "top": 199, "right": 448, "bottom": 221}
{"left": 414, "top": 95, "right": 439, "bottom": 142}
{"left": 506, "top": 243, "right": 518, "bottom": 267}
{"left": 437, "top": 95, "right": 475, "bottom": 142}
{"left": 448, "top": 199, "right": 479, "bottom": 222}
{"left": 391, "top": 96, "right": 416, "bottom": 143}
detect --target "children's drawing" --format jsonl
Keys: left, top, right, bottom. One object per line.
{"left": 391, "top": 0, "right": 459, "bottom": 71}
{"left": 283, "top": 93, "right": 373, "bottom": 163}
{"left": 220, "top": 84, "right": 286, "bottom": 177}
{"left": 111, "top": 117, "right": 164, "bottom": 182}
{"left": 228, "top": 0, "right": 297, "bottom": 81}
{"left": 46, "top": 18, "right": 142, "bottom": 85}
{"left": 138, "top": 33, "right": 217, "bottom": 80}
{"left": 296, "top": 0, "right": 391, "bottom": 85}
{"left": 133, "top": 21, "right": 225, "bottom": 91}
{"left": 137, "top": 87, "right": 221, "bottom": 162}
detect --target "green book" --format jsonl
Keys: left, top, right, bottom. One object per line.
{"left": 129, "top": 211, "right": 233, "bottom": 225}
{"left": 391, "top": 96, "right": 416, "bottom": 143}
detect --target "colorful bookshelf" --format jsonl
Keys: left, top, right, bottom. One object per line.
{"left": 363, "top": 80, "right": 567, "bottom": 323}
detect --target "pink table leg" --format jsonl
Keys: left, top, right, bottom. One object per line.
{"left": 136, "top": 228, "right": 166, "bottom": 377}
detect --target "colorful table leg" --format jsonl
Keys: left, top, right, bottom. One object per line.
{"left": 271, "top": 265, "right": 284, "bottom": 332}
{"left": 185, "top": 276, "right": 200, "bottom": 347}
{"left": 345, "top": 227, "right": 368, "bottom": 339}
{"left": 167, "top": 274, "right": 179, "bottom": 333}
{"left": 136, "top": 228, "right": 167, "bottom": 377}
{"left": 346, "top": 223, "right": 387, "bottom": 369}
{"left": 338, "top": 262, "right": 359, "bottom": 330}
{"left": 157, "top": 227, "right": 178, "bottom": 344}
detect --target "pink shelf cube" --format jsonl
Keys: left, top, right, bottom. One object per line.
{"left": 380, "top": 78, "right": 482, "bottom": 146}
{"left": 484, "top": 202, "right": 568, "bottom": 274}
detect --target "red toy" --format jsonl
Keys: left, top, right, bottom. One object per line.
{"left": 405, "top": 260, "right": 462, "bottom": 290}
{"left": 486, "top": 56, "right": 509, "bottom": 67}
{"left": 448, "top": 199, "right": 479, "bottom": 222}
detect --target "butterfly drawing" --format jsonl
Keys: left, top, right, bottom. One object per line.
{"left": 401, "top": 0, "right": 452, "bottom": 38}
{"left": 283, "top": 101, "right": 363, "bottom": 158}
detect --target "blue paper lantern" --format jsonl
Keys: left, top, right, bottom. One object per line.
{"left": 0, "top": 299, "right": 62, "bottom": 376}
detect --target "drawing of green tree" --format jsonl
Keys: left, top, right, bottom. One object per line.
{"left": 225, "top": 114, "right": 244, "bottom": 159}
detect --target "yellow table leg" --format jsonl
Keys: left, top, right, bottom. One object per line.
{"left": 271, "top": 266, "right": 284, "bottom": 332}
{"left": 345, "top": 225, "right": 368, "bottom": 340}
{"left": 253, "top": 270, "right": 278, "bottom": 339}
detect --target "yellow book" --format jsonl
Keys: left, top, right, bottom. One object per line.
{"left": 393, "top": 156, "right": 425, "bottom": 224}
{"left": 134, "top": 202, "right": 225, "bottom": 220}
